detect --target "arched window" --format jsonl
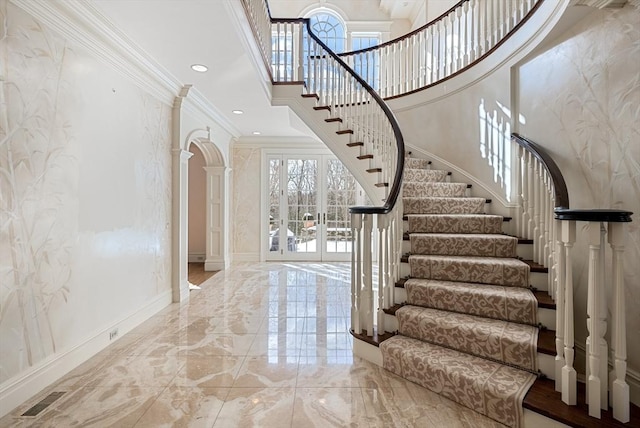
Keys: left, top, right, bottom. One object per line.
{"left": 308, "top": 11, "right": 346, "bottom": 53}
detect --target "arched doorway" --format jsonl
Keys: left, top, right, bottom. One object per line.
{"left": 172, "top": 128, "right": 229, "bottom": 303}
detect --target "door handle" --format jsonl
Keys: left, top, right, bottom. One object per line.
{"left": 323, "top": 213, "right": 326, "bottom": 225}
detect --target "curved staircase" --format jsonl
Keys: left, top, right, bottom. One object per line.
{"left": 375, "top": 157, "right": 553, "bottom": 427}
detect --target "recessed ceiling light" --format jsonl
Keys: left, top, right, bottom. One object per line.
{"left": 190, "top": 64, "right": 208, "bottom": 72}
{"left": 252, "top": 131, "right": 261, "bottom": 135}
{"left": 232, "top": 110, "right": 244, "bottom": 115}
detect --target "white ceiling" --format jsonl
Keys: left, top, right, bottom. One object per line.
{"left": 90, "top": 0, "right": 422, "bottom": 140}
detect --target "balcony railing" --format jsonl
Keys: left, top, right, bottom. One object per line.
{"left": 339, "top": 0, "right": 542, "bottom": 99}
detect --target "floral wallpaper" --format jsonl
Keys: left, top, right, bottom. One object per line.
{"left": 0, "top": 0, "right": 172, "bottom": 385}
{"left": 518, "top": 3, "right": 640, "bottom": 377}
{"left": 231, "top": 147, "right": 262, "bottom": 258}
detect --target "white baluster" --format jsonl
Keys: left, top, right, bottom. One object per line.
{"left": 561, "top": 219, "right": 577, "bottom": 405}
{"left": 555, "top": 220, "right": 565, "bottom": 391}
{"left": 363, "top": 214, "right": 374, "bottom": 336}
{"left": 351, "top": 213, "right": 362, "bottom": 334}
{"left": 609, "top": 221, "right": 630, "bottom": 423}
{"left": 586, "top": 222, "right": 602, "bottom": 418}
{"left": 377, "top": 215, "right": 387, "bottom": 334}
{"left": 598, "top": 222, "right": 609, "bottom": 411}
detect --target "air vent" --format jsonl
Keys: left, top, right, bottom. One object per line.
{"left": 21, "top": 391, "right": 66, "bottom": 417}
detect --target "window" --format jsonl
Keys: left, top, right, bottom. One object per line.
{"left": 308, "top": 11, "right": 346, "bottom": 53}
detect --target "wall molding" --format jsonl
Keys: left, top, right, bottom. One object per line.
{"left": 10, "top": 0, "right": 238, "bottom": 137}
{"left": 0, "top": 289, "right": 172, "bottom": 419}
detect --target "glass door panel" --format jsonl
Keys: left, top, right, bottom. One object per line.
{"left": 286, "top": 158, "right": 319, "bottom": 257}
{"left": 323, "top": 159, "right": 356, "bottom": 260}
{"left": 266, "top": 154, "right": 360, "bottom": 261}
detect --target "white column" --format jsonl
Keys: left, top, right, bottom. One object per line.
{"left": 561, "top": 220, "right": 577, "bottom": 405}
{"left": 609, "top": 222, "right": 630, "bottom": 423}
{"left": 204, "top": 166, "right": 230, "bottom": 271}
{"left": 172, "top": 149, "right": 193, "bottom": 302}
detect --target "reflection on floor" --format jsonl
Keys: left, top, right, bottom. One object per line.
{"left": 2, "top": 263, "right": 503, "bottom": 427}
{"left": 188, "top": 262, "right": 218, "bottom": 286}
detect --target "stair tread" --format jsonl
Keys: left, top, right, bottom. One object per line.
{"left": 523, "top": 378, "right": 640, "bottom": 428}
{"left": 396, "top": 305, "right": 539, "bottom": 371}
{"left": 381, "top": 335, "right": 536, "bottom": 428}
{"left": 403, "top": 278, "right": 539, "bottom": 325}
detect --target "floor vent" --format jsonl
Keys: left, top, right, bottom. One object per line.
{"left": 21, "top": 391, "right": 66, "bottom": 417}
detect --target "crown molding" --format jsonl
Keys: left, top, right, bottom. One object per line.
{"left": 10, "top": 0, "right": 239, "bottom": 136}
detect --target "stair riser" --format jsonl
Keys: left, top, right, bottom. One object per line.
{"left": 402, "top": 220, "right": 507, "bottom": 233}
{"left": 403, "top": 240, "right": 531, "bottom": 258}
{"left": 517, "top": 244, "right": 533, "bottom": 260}
{"left": 400, "top": 264, "right": 548, "bottom": 291}
{"left": 391, "top": 289, "right": 556, "bottom": 330}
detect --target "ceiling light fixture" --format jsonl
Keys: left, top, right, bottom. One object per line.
{"left": 232, "top": 110, "right": 244, "bottom": 115}
{"left": 190, "top": 64, "right": 208, "bottom": 72}
{"left": 252, "top": 131, "right": 261, "bottom": 135}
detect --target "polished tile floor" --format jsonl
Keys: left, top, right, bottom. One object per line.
{"left": 2, "top": 263, "right": 503, "bottom": 427}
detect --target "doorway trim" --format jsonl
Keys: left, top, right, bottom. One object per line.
{"left": 172, "top": 86, "right": 230, "bottom": 302}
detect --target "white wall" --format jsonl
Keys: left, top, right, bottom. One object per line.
{"left": 0, "top": 0, "right": 173, "bottom": 407}
{"left": 517, "top": 3, "right": 640, "bottom": 392}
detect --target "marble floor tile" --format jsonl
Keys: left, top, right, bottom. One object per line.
{"left": 1, "top": 262, "right": 511, "bottom": 428}
{"left": 292, "top": 387, "right": 368, "bottom": 428}
{"left": 133, "top": 386, "right": 229, "bottom": 428}
{"left": 213, "top": 387, "right": 295, "bottom": 428}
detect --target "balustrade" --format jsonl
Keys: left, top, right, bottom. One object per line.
{"left": 339, "top": 0, "right": 542, "bottom": 98}
{"left": 555, "top": 209, "right": 633, "bottom": 422}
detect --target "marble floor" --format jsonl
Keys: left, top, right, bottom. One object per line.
{"left": 2, "top": 262, "right": 504, "bottom": 428}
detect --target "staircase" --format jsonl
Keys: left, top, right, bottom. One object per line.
{"left": 238, "top": 0, "right": 637, "bottom": 425}
{"left": 375, "top": 157, "right": 549, "bottom": 427}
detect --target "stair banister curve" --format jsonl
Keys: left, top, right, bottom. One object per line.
{"left": 514, "top": 133, "right": 633, "bottom": 423}
{"left": 338, "top": 0, "right": 544, "bottom": 99}
{"left": 240, "top": 0, "right": 406, "bottom": 339}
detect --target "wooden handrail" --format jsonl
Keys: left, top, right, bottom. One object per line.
{"left": 339, "top": 0, "right": 467, "bottom": 55}
{"left": 554, "top": 208, "right": 633, "bottom": 223}
{"left": 337, "top": 0, "right": 544, "bottom": 100}
{"left": 512, "top": 132, "right": 569, "bottom": 209}
{"left": 298, "top": 18, "right": 405, "bottom": 214}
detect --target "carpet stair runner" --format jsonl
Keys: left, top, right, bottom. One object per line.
{"left": 379, "top": 157, "right": 540, "bottom": 428}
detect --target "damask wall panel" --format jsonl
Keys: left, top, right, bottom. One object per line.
{"left": 0, "top": 0, "right": 172, "bottom": 385}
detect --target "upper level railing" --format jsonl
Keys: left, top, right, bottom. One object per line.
{"left": 339, "top": 0, "right": 543, "bottom": 99}
{"left": 241, "top": 0, "right": 405, "bottom": 212}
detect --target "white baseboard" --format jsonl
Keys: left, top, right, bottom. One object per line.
{"left": 232, "top": 252, "right": 259, "bottom": 262}
{"left": 0, "top": 289, "right": 172, "bottom": 419}
{"left": 205, "top": 259, "right": 228, "bottom": 271}
{"left": 188, "top": 253, "right": 206, "bottom": 263}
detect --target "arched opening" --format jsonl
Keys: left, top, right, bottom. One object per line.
{"left": 172, "top": 128, "right": 229, "bottom": 302}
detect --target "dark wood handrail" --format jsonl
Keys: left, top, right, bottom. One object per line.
{"left": 293, "top": 20, "right": 405, "bottom": 215}
{"left": 338, "top": 0, "right": 467, "bottom": 56}
{"left": 337, "top": 0, "right": 544, "bottom": 101}
{"left": 268, "top": 16, "right": 405, "bottom": 214}
{"left": 242, "top": 0, "right": 405, "bottom": 214}
{"left": 555, "top": 209, "right": 633, "bottom": 223}
{"left": 512, "top": 133, "right": 569, "bottom": 209}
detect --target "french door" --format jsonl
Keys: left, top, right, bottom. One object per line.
{"left": 266, "top": 154, "right": 361, "bottom": 261}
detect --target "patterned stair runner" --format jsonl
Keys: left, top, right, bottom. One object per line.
{"left": 380, "top": 160, "right": 539, "bottom": 428}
